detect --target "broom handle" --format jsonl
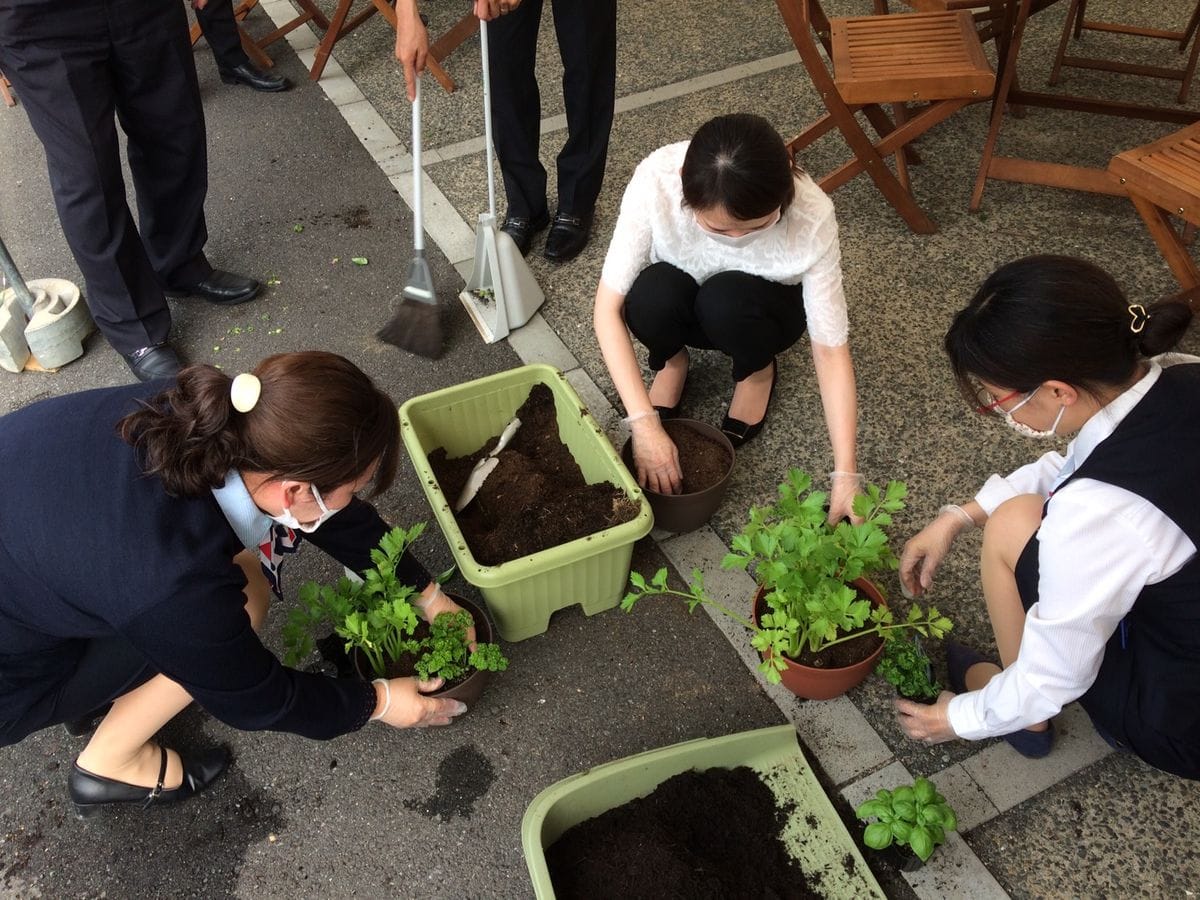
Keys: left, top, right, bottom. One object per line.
{"left": 480, "top": 18, "right": 497, "bottom": 219}
{"left": 412, "top": 76, "right": 424, "bottom": 253}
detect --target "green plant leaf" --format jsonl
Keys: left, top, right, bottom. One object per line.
{"left": 913, "top": 777, "right": 936, "bottom": 804}
{"left": 863, "top": 822, "right": 893, "bottom": 850}
{"left": 855, "top": 799, "right": 891, "bottom": 819}
{"left": 890, "top": 820, "right": 913, "bottom": 843}
{"left": 909, "top": 826, "right": 935, "bottom": 862}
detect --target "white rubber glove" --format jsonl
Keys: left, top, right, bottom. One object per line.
{"left": 372, "top": 676, "right": 466, "bottom": 728}
{"left": 627, "top": 412, "right": 682, "bottom": 495}
{"left": 899, "top": 506, "right": 975, "bottom": 599}
{"left": 827, "top": 471, "right": 865, "bottom": 524}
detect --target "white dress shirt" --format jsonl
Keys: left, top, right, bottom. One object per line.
{"left": 598, "top": 141, "right": 849, "bottom": 347}
{"left": 948, "top": 358, "right": 1200, "bottom": 740}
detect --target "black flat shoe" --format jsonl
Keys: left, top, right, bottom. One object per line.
{"left": 651, "top": 351, "right": 689, "bottom": 420}
{"left": 218, "top": 62, "right": 291, "bottom": 92}
{"left": 69, "top": 745, "right": 230, "bottom": 818}
{"left": 721, "top": 357, "right": 778, "bottom": 448}
{"left": 543, "top": 210, "right": 593, "bottom": 262}
{"left": 500, "top": 210, "right": 551, "bottom": 256}
{"left": 166, "top": 270, "right": 261, "bottom": 306}
{"left": 123, "top": 343, "right": 182, "bottom": 382}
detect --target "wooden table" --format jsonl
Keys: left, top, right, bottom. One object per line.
{"left": 971, "top": 0, "right": 1200, "bottom": 208}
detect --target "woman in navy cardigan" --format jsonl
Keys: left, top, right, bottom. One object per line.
{"left": 896, "top": 257, "right": 1199, "bottom": 780}
{"left": 0, "top": 351, "right": 467, "bottom": 815}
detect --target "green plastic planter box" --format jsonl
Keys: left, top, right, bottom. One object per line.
{"left": 522, "top": 724, "right": 885, "bottom": 899}
{"left": 399, "top": 364, "right": 653, "bottom": 642}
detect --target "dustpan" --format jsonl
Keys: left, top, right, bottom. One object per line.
{"left": 459, "top": 18, "right": 544, "bottom": 344}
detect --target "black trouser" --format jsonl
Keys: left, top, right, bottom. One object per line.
{"left": 0, "top": 0, "right": 211, "bottom": 355}
{"left": 195, "top": 0, "right": 251, "bottom": 71}
{"left": 0, "top": 637, "right": 154, "bottom": 746}
{"left": 624, "top": 262, "right": 808, "bottom": 382}
{"left": 485, "top": 0, "right": 616, "bottom": 219}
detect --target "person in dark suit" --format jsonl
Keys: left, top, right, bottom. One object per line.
{"left": 195, "top": 0, "right": 291, "bottom": 92}
{"left": 0, "top": 352, "right": 468, "bottom": 816}
{"left": 0, "top": 0, "right": 261, "bottom": 382}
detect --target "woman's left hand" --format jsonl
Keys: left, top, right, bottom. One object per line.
{"left": 827, "top": 471, "right": 863, "bottom": 524}
{"left": 416, "top": 584, "right": 477, "bottom": 647}
{"left": 895, "top": 692, "right": 958, "bottom": 744}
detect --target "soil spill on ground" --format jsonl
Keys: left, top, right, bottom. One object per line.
{"left": 403, "top": 744, "right": 495, "bottom": 820}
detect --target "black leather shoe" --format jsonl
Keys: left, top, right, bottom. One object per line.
{"left": 500, "top": 210, "right": 550, "bottom": 256}
{"left": 123, "top": 344, "right": 182, "bottom": 382}
{"left": 218, "top": 62, "right": 291, "bottom": 92}
{"left": 721, "top": 357, "right": 778, "bottom": 448}
{"left": 69, "top": 745, "right": 230, "bottom": 818}
{"left": 543, "top": 210, "right": 593, "bottom": 263}
{"left": 166, "top": 270, "right": 261, "bottom": 306}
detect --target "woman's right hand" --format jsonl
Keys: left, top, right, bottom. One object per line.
{"left": 631, "top": 418, "right": 682, "bottom": 495}
{"left": 899, "top": 514, "right": 961, "bottom": 599}
{"left": 375, "top": 677, "right": 466, "bottom": 728}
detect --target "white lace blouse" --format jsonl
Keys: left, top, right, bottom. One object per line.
{"left": 599, "top": 141, "right": 849, "bottom": 347}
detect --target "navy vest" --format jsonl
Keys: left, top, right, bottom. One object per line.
{"left": 1017, "top": 364, "right": 1200, "bottom": 780}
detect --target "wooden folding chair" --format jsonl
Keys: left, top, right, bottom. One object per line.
{"left": 0, "top": 73, "right": 14, "bottom": 109}
{"left": 1110, "top": 122, "right": 1200, "bottom": 289}
{"left": 775, "top": 0, "right": 995, "bottom": 233}
{"left": 189, "top": 0, "right": 329, "bottom": 70}
{"left": 874, "top": 0, "right": 1007, "bottom": 45}
{"left": 1050, "top": 1, "right": 1200, "bottom": 104}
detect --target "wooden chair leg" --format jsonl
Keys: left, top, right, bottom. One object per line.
{"left": 0, "top": 74, "right": 15, "bottom": 108}
{"left": 1129, "top": 193, "right": 1200, "bottom": 289}
{"left": 310, "top": 0, "right": 354, "bottom": 81}
{"left": 1179, "top": 11, "right": 1200, "bottom": 103}
{"left": 891, "top": 102, "right": 912, "bottom": 193}
{"left": 1048, "top": 0, "right": 1083, "bottom": 86}
{"left": 1182, "top": 0, "right": 1200, "bottom": 50}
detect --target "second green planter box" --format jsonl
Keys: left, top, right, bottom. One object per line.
{"left": 399, "top": 364, "right": 653, "bottom": 642}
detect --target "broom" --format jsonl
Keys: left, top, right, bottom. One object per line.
{"left": 377, "top": 75, "right": 443, "bottom": 359}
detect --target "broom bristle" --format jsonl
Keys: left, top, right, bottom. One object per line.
{"left": 376, "top": 298, "right": 443, "bottom": 359}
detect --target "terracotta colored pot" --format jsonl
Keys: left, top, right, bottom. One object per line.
{"left": 351, "top": 593, "right": 497, "bottom": 708}
{"left": 620, "top": 419, "right": 735, "bottom": 533}
{"left": 753, "top": 578, "right": 886, "bottom": 700}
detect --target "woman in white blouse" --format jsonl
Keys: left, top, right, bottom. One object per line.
{"left": 897, "top": 256, "right": 1199, "bottom": 780}
{"left": 593, "top": 114, "right": 860, "bottom": 518}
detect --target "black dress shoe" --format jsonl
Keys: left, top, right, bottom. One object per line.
{"left": 123, "top": 344, "right": 182, "bottom": 382}
{"left": 721, "top": 357, "right": 778, "bottom": 448}
{"left": 165, "top": 270, "right": 261, "bottom": 306}
{"left": 500, "top": 210, "right": 550, "bottom": 256}
{"left": 69, "top": 745, "right": 230, "bottom": 818}
{"left": 218, "top": 62, "right": 291, "bottom": 92}
{"left": 543, "top": 210, "right": 594, "bottom": 263}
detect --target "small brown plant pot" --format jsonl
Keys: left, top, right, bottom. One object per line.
{"left": 351, "top": 593, "right": 498, "bottom": 708}
{"left": 753, "top": 579, "right": 886, "bottom": 701}
{"left": 620, "top": 419, "right": 735, "bottom": 534}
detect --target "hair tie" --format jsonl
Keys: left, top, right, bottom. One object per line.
{"left": 230, "top": 373, "right": 262, "bottom": 413}
{"left": 1128, "top": 304, "right": 1150, "bottom": 334}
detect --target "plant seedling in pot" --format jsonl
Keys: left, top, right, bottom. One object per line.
{"left": 282, "top": 524, "right": 508, "bottom": 683}
{"left": 878, "top": 634, "right": 945, "bottom": 703}
{"left": 855, "top": 777, "right": 957, "bottom": 866}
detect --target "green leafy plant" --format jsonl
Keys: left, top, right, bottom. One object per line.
{"left": 855, "top": 777, "right": 958, "bottom": 862}
{"left": 878, "top": 636, "right": 942, "bottom": 702}
{"left": 621, "top": 469, "right": 951, "bottom": 684}
{"left": 282, "top": 524, "right": 507, "bottom": 681}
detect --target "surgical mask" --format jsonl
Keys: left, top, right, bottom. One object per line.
{"left": 270, "top": 484, "right": 341, "bottom": 533}
{"left": 1002, "top": 388, "right": 1065, "bottom": 439}
{"left": 696, "top": 209, "right": 781, "bottom": 247}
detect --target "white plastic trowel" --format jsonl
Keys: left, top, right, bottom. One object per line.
{"left": 454, "top": 416, "right": 522, "bottom": 511}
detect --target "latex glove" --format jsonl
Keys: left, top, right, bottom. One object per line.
{"left": 415, "top": 583, "right": 476, "bottom": 648}
{"left": 629, "top": 414, "right": 682, "bottom": 495}
{"left": 394, "top": 7, "right": 429, "bottom": 101}
{"left": 192, "top": 0, "right": 208, "bottom": 8}
{"left": 827, "top": 471, "right": 864, "bottom": 524}
{"left": 899, "top": 509, "right": 969, "bottom": 599}
{"left": 377, "top": 676, "right": 467, "bottom": 728}
{"left": 474, "top": 0, "right": 522, "bottom": 19}
{"left": 895, "top": 692, "right": 957, "bottom": 744}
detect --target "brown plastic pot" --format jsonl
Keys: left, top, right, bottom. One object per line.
{"left": 752, "top": 578, "right": 886, "bottom": 700}
{"left": 351, "top": 593, "right": 497, "bottom": 708}
{"left": 620, "top": 419, "right": 735, "bottom": 534}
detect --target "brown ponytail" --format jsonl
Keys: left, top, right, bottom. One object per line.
{"left": 118, "top": 351, "right": 399, "bottom": 498}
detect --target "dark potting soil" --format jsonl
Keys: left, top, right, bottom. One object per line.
{"left": 429, "top": 383, "right": 640, "bottom": 566}
{"left": 791, "top": 628, "right": 883, "bottom": 670}
{"left": 660, "top": 420, "right": 732, "bottom": 495}
{"left": 545, "top": 766, "right": 819, "bottom": 900}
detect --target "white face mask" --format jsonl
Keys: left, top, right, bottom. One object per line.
{"left": 1002, "top": 388, "right": 1065, "bottom": 439}
{"left": 696, "top": 209, "right": 781, "bottom": 248}
{"left": 270, "top": 484, "right": 341, "bottom": 533}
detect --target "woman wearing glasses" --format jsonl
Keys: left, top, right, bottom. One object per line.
{"left": 593, "top": 114, "right": 860, "bottom": 519}
{"left": 897, "top": 255, "right": 1199, "bottom": 780}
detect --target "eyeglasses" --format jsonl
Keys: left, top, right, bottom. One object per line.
{"left": 974, "top": 385, "right": 1025, "bottom": 415}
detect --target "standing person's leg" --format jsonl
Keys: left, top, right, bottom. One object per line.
{"left": 195, "top": 0, "right": 290, "bottom": 91}
{"left": 623, "top": 263, "right": 708, "bottom": 415}
{"left": 542, "top": 0, "right": 616, "bottom": 262}
{"left": 0, "top": 0, "right": 176, "bottom": 378}
{"left": 487, "top": 0, "right": 550, "bottom": 254}
{"left": 692, "top": 272, "right": 805, "bottom": 444}
{"left": 110, "top": 0, "right": 260, "bottom": 307}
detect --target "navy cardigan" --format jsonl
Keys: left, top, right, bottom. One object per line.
{"left": 0, "top": 381, "right": 429, "bottom": 741}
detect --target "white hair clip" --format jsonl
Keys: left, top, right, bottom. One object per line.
{"left": 230, "top": 373, "right": 262, "bottom": 413}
